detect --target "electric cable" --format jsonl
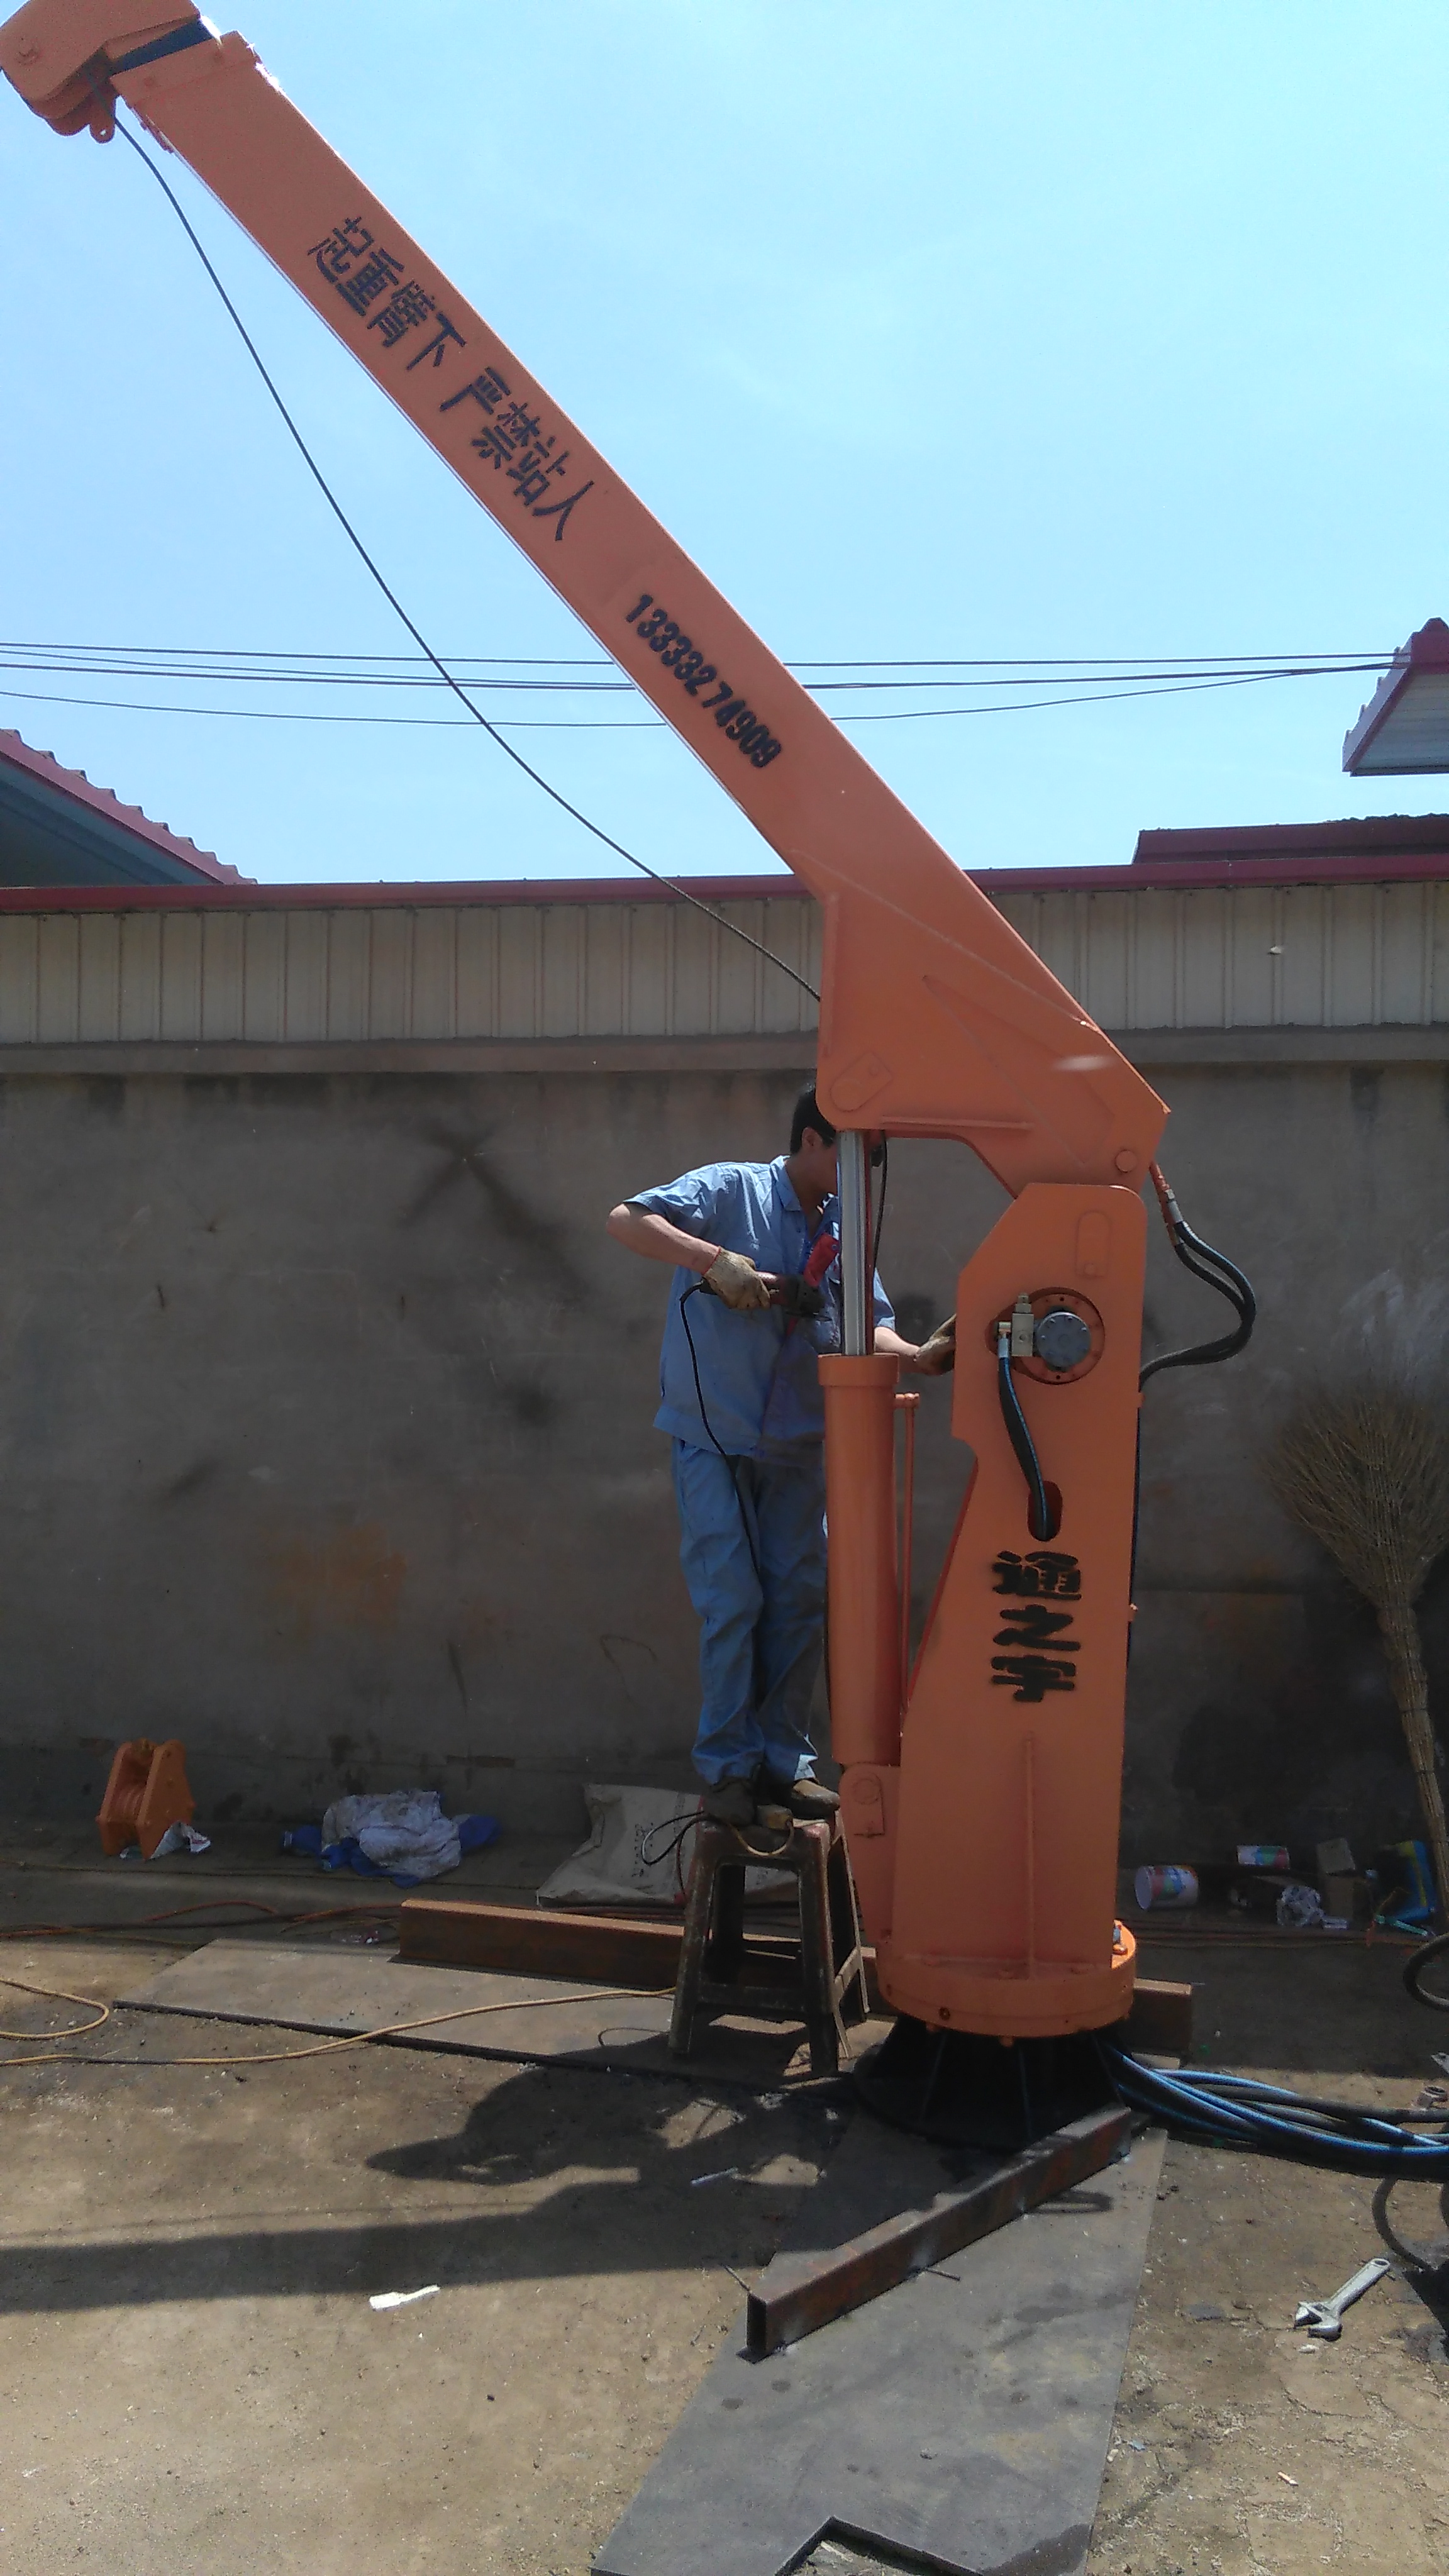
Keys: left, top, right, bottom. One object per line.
{"left": 0, "top": 1975, "right": 109, "bottom": 2041}
{"left": 1101, "top": 2040, "right": 1449, "bottom": 2176}
{"left": 0, "top": 1899, "right": 399, "bottom": 1941}
{"left": 1140, "top": 1163, "right": 1256, "bottom": 1388}
{"left": 113, "top": 114, "right": 818, "bottom": 1004}
{"left": 678, "top": 1280, "right": 765, "bottom": 1591}
{"left": 2, "top": 638, "right": 1393, "bottom": 670}
{"left": 0, "top": 643, "right": 1391, "bottom": 689}
{"left": 1404, "top": 1929, "right": 1449, "bottom": 2011}
{"left": 637, "top": 1813, "right": 701, "bottom": 1875}
{"left": 0, "top": 664, "right": 1383, "bottom": 735}
{"left": 0, "top": 1971, "right": 675, "bottom": 2072}
{"left": 870, "top": 1138, "right": 888, "bottom": 1280}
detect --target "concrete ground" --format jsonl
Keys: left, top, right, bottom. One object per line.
{"left": 1, "top": 1824, "right": 1446, "bottom": 2576}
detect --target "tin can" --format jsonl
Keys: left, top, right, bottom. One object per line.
{"left": 1133, "top": 1865, "right": 1199, "bottom": 1909}
{"left": 1236, "top": 1843, "right": 1289, "bottom": 1870}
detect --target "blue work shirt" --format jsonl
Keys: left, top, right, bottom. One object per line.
{"left": 630, "top": 1157, "right": 894, "bottom": 1458}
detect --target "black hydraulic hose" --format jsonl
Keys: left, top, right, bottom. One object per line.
{"left": 996, "top": 1325, "right": 1057, "bottom": 1541}
{"left": 1140, "top": 1167, "right": 1257, "bottom": 1388}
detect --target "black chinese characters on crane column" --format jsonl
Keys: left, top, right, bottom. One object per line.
{"left": 989, "top": 1549, "right": 1082, "bottom": 1703}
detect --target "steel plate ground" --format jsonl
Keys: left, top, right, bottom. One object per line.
{"left": 594, "top": 2116, "right": 1164, "bottom": 2576}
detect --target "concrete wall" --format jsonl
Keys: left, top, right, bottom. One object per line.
{"left": 0, "top": 1050, "right": 1442, "bottom": 1864}
{"left": 1128, "top": 1053, "right": 1449, "bottom": 1865}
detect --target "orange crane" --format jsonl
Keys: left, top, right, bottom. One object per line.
{"left": 2, "top": 2, "right": 1227, "bottom": 2088}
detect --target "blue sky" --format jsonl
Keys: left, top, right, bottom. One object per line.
{"left": 3, "top": 2, "right": 1446, "bottom": 884}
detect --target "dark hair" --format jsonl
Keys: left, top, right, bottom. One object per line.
{"left": 790, "top": 1080, "right": 838, "bottom": 1155}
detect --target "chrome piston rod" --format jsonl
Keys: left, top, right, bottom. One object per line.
{"left": 837, "top": 1130, "right": 872, "bottom": 1357}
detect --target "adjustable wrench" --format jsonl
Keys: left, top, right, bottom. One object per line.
{"left": 1293, "top": 2255, "right": 1392, "bottom": 2340}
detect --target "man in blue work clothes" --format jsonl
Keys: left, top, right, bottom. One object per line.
{"left": 607, "top": 1082, "right": 941, "bottom": 1829}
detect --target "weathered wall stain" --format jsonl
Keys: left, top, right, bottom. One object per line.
{"left": 264, "top": 1524, "right": 407, "bottom": 1645}
{"left": 599, "top": 1631, "right": 660, "bottom": 1713}
{"left": 401, "top": 1125, "right": 590, "bottom": 1302}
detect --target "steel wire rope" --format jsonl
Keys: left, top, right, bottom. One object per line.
{"left": 113, "top": 114, "right": 818, "bottom": 1002}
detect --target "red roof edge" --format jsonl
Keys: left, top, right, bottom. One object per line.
{"left": 1341, "top": 621, "right": 1449, "bottom": 774}
{"left": 4, "top": 843, "right": 1449, "bottom": 914}
{"left": 0, "top": 731, "right": 253, "bottom": 885}
{"left": 1133, "top": 811, "right": 1449, "bottom": 867}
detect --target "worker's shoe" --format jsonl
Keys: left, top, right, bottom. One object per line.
{"left": 700, "top": 1777, "right": 757, "bottom": 1829}
{"left": 760, "top": 1772, "right": 839, "bottom": 1822}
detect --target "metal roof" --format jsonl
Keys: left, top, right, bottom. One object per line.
{"left": 1342, "top": 619, "right": 1449, "bottom": 775}
{"left": 0, "top": 731, "right": 252, "bottom": 888}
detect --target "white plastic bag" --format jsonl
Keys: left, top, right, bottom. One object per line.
{"left": 321, "top": 1789, "right": 460, "bottom": 1883}
{"left": 536, "top": 1782, "right": 791, "bottom": 1909}
{"left": 147, "top": 1821, "right": 211, "bottom": 1859}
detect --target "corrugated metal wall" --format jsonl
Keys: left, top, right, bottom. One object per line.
{"left": 991, "top": 880, "right": 1448, "bottom": 1030}
{"left": 0, "top": 875, "right": 1444, "bottom": 1043}
{"left": 0, "top": 899, "right": 820, "bottom": 1045}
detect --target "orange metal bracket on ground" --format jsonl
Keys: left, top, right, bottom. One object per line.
{"left": 96, "top": 1736, "right": 196, "bottom": 1859}
{"left": 3, "top": 0, "right": 1169, "bottom": 2040}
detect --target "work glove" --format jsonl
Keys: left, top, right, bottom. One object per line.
{"left": 913, "top": 1313, "right": 957, "bottom": 1375}
{"left": 703, "top": 1248, "right": 773, "bottom": 1312}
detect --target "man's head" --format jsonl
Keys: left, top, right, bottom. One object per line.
{"left": 787, "top": 1080, "right": 840, "bottom": 1208}
{"left": 790, "top": 1081, "right": 837, "bottom": 1157}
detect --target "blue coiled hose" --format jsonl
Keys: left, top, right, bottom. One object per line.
{"left": 1100, "top": 2040, "right": 1449, "bottom": 2177}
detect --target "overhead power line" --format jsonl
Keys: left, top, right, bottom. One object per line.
{"left": 0, "top": 654, "right": 1372, "bottom": 736}
{"left": 0, "top": 643, "right": 1387, "bottom": 692}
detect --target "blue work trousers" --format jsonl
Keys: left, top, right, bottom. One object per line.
{"left": 671, "top": 1438, "right": 828, "bottom": 1788}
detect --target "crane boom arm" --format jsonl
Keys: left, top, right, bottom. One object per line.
{"left": 1, "top": 0, "right": 1164, "bottom": 1192}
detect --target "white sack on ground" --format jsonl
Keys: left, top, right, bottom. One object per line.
{"left": 321, "top": 1789, "right": 460, "bottom": 1882}
{"left": 536, "top": 1782, "right": 792, "bottom": 1908}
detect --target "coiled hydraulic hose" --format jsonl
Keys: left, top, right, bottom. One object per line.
{"left": 1101, "top": 2040, "right": 1449, "bottom": 2177}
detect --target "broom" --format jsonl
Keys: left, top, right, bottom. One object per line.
{"left": 1267, "top": 1384, "right": 1449, "bottom": 1926}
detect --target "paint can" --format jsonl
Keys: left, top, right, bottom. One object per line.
{"left": 1133, "top": 1864, "right": 1199, "bottom": 1910}
{"left": 1237, "top": 1843, "right": 1290, "bottom": 1870}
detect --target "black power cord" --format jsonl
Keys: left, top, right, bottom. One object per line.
{"left": 114, "top": 113, "right": 819, "bottom": 1006}
{"left": 1404, "top": 1931, "right": 1449, "bottom": 2011}
{"left": 679, "top": 1282, "right": 764, "bottom": 1588}
{"left": 870, "top": 1138, "right": 888, "bottom": 1277}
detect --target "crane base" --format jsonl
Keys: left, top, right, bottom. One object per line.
{"left": 853, "top": 2013, "right": 1118, "bottom": 2151}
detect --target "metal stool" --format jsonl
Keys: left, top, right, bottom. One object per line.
{"left": 669, "top": 1814, "right": 869, "bottom": 2076}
